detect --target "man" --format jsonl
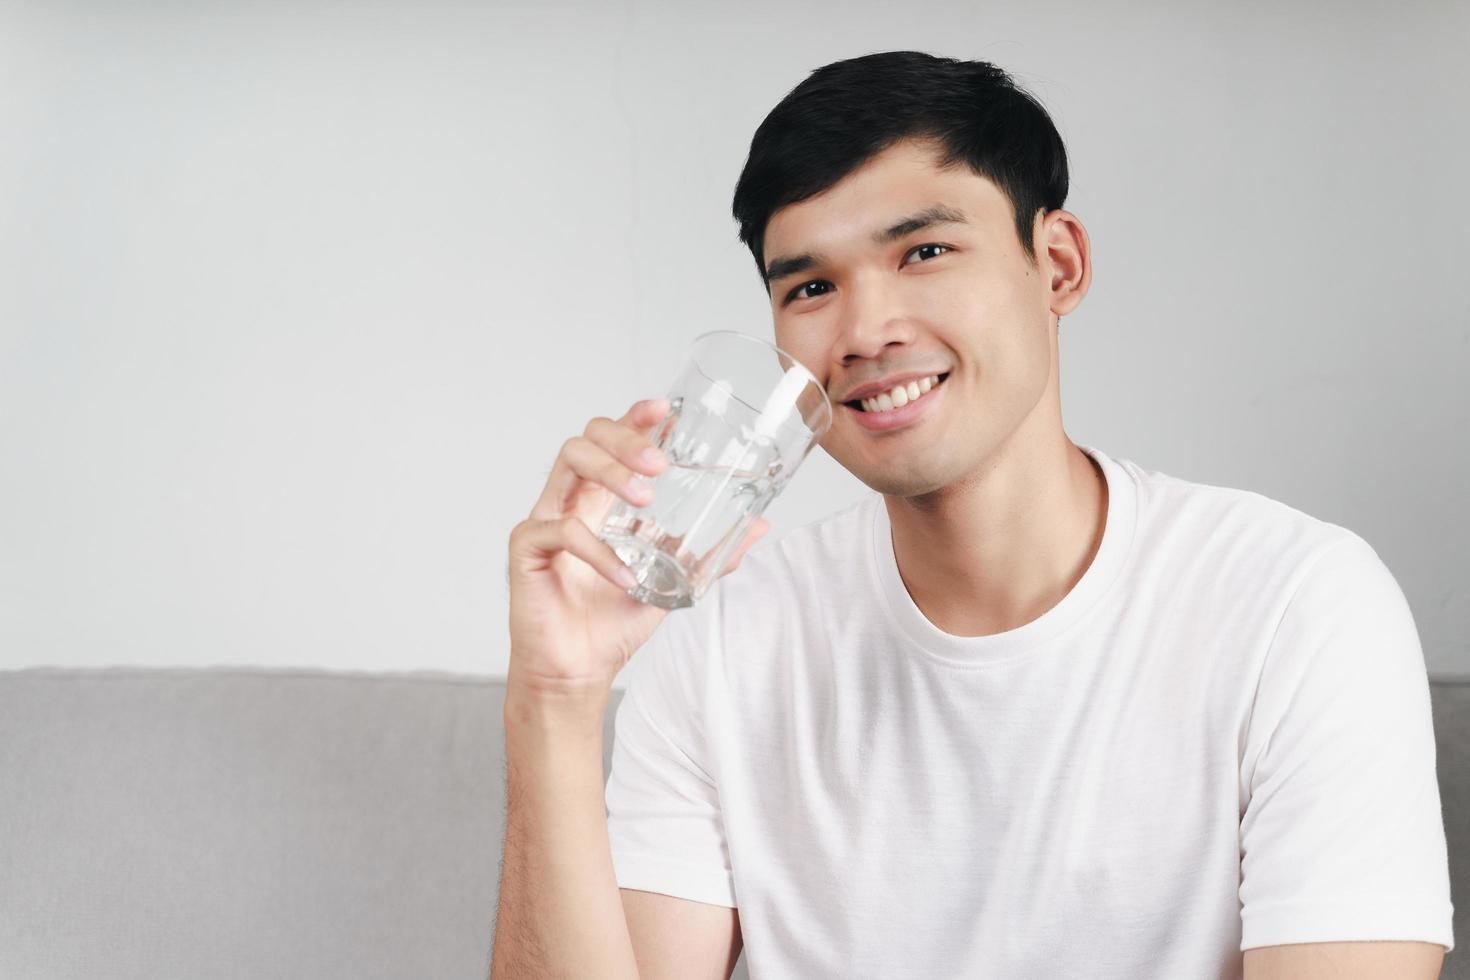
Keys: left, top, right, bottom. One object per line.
{"left": 494, "top": 51, "right": 1453, "bottom": 979}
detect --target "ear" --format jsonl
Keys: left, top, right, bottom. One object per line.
{"left": 1039, "top": 209, "right": 1092, "bottom": 318}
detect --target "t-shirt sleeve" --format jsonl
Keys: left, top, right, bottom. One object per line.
{"left": 1238, "top": 530, "right": 1455, "bottom": 952}
{"left": 604, "top": 594, "right": 738, "bottom": 908}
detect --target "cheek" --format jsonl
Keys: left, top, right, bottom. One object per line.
{"left": 918, "top": 274, "right": 1003, "bottom": 340}
{"left": 936, "top": 276, "right": 1038, "bottom": 359}
{"left": 774, "top": 333, "right": 824, "bottom": 387}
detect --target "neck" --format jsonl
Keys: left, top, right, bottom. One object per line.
{"left": 885, "top": 423, "right": 1107, "bottom": 638}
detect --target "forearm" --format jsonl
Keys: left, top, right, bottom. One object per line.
{"left": 490, "top": 685, "right": 640, "bottom": 980}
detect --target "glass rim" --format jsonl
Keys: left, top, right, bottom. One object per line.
{"left": 687, "top": 329, "right": 833, "bottom": 434}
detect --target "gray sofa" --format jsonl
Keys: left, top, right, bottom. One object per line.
{"left": 1, "top": 668, "right": 1464, "bottom": 980}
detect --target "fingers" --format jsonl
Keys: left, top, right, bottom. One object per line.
{"left": 518, "top": 395, "right": 767, "bottom": 597}
{"left": 619, "top": 397, "right": 671, "bottom": 430}
{"left": 530, "top": 399, "right": 673, "bottom": 523}
{"left": 510, "top": 515, "right": 640, "bottom": 592}
{"left": 509, "top": 510, "right": 770, "bottom": 599}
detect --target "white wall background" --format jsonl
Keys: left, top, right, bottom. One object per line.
{"left": 2, "top": 0, "right": 1466, "bottom": 683}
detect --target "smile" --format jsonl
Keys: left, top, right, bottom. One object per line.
{"left": 843, "top": 372, "right": 949, "bottom": 431}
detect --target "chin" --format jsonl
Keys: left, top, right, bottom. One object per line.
{"left": 857, "top": 468, "right": 953, "bottom": 499}
{"left": 822, "top": 439, "right": 939, "bottom": 497}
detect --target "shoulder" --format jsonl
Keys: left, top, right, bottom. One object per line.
{"left": 1120, "top": 455, "right": 1368, "bottom": 593}
{"left": 1125, "top": 463, "right": 1421, "bottom": 701}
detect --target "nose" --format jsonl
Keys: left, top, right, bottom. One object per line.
{"left": 834, "top": 271, "right": 918, "bottom": 368}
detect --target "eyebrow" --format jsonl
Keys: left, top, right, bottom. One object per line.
{"left": 763, "top": 203, "right": 969, "bottom": 286}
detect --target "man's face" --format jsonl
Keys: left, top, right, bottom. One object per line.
{"left": 763, "top": 137, "right": 1058, "bottom": 498}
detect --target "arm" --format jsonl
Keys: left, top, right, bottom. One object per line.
{"left": 621, "top": 888, "right": 743, "bottom": 980}
{"left": 1244, "top": 940, "right": 1445, "bottom": 979}
{"left": 490, "top": 685, "right": 640, "bottom": 980}
{"left": 488, "top": 685, "right": 747, "bottom": 980}
{"left": 493, "top": 395, "right": 764, "bottom": 978}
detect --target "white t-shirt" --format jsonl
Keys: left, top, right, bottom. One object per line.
{"left": 605, "top": 443, "right": 1455, "bottom": 979}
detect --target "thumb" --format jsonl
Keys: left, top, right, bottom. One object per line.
{"left": 718, "top": 517, "right": 772, "bottom": 578}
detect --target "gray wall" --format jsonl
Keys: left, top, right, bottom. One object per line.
{"left": 1, "top": 0, "right": 1466, "bottom": 680}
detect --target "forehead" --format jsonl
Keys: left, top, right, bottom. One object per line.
{"left": 762, "top": 138, "right": 1009, "bottom": 256}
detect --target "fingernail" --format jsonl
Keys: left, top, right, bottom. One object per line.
{"left": 640, "top": 447, "right": 665, "bottom": 467}
{"left": 616, "top": 567, "right": 638, "bottom": 589}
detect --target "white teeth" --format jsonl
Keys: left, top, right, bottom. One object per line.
{"left": 859, "top": 374, "right": 941, "bottom": 413}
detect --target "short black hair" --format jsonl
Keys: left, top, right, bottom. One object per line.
{"left": 731, "top": 51, "right": 1070, "bottom": 292}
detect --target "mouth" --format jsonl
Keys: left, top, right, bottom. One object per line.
{"left": 842, "top": 372, "right": 950, "bottom": 431}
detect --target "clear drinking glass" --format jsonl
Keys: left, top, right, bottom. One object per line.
{"left": 596, "top": 330, "right": 832, "bottom": 609}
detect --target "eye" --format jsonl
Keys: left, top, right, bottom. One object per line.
{"left": 782, "top": 244, "right": 953, "bottom": 306}
{"left": 785, "top": 279, "right": 833, "bottom": 304}
{"left": 905, "top": 242, "right": 951, "bottom": 264}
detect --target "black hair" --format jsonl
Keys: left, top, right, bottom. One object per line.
{"left": 731, "top": 51, "right": 1070, "bottom": 292}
